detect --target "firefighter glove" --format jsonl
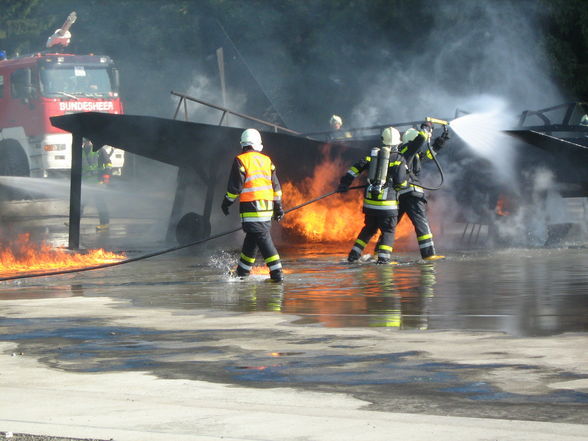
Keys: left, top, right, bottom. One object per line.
{"left": 433, "top": 131, "right": 449, "bottom": 151}
{"left": 221, "top": 198, "right": 231, "bottom": 216}
{"left": 273, "top": 202, "right": 284, "bottom": 222}
{"left": 337, "top": 174, "right": 353, "bottom": 193}
{"left": 442, "top": 125, "right": 450, "bottom": 140}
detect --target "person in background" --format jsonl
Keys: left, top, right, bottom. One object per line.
{"left": 221, "top": 128, "right": 284, "bottom": 282}
{"left": 338, "top": 127, "right": 408, "bottom": 264}
{"left": 397, "top": 121, "right": 450, "bottom": 260}
{"left": 82, "top": 139, "right": 112, "bottom": 231}
{"left": 328, "top": 114, "right": 353, "bottom": 140}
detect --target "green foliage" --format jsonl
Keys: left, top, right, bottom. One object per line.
{"left": 542, "top": 0, "right": 588, "bottom": 100}
{"left": 0, "top": 0, "right": 45, "bottom": 55}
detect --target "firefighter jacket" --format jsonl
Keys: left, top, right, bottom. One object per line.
{"left": 341, "top": 148, "right": 408, "bottom": 216}
{"left": 398, "top": 130, "right": 447, "bottom": 197}
{"left": 224, "top": 149, "right": 282, "bottom": 223}
{"left": 82, "top": 145, "right": 112, "bottom": 183}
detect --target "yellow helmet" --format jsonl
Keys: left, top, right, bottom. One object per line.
{"left": 381, "top": 127, "right": 401, "bottom": 146}
{"left": 401, "top": 128, "right": 419, "bottom": 144}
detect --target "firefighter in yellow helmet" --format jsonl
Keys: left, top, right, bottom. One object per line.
{"left": 221, "top": 129, "right": 284, "bottom": 282}
{"left": 337, "top": 127, "right": 409, "bottom": 264}
{"left": 398, "top": 121, "right": 450, "bottom": 260}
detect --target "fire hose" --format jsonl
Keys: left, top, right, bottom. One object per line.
{"left": 413, "top": 118, "right": 450, "bottom": 191}
{"left": 0, "top": 185, "right": 366, "bottom": 282}
{"left": 417, "top": 142, "right": 445, "bottom": 191}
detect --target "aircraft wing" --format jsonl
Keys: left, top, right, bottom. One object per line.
{"left": 504, "top": 129, "right": 588, "bottom": 157}
{"left": 50, "top": 112, "right": 366, "bottom": 183}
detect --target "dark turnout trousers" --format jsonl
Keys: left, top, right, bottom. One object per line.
{"left": 237, "top": 221, "right": 282, "bottom": 279}
{"left": 349, "top": 214, "right": 398, "bottom": 263}
{"left": 398, "top": 194, "right": 435, "bottom": 258}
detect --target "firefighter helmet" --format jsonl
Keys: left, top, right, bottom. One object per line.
{"left": 580, "top": 114, "right": 588, "bottom": 126}
{"left": 240, "top": 128, "right": 263, "bottom": 151}
{"left": 421, "top": 121, "right": 433, "bottom": 131}
{"left": 420, "top": 121, "right": 433, "bottom": 139}
{"left": 330, "top": 114, "right": 343, "bottom": 128}
{"left": 402, "top": 128, "right": 419, "bottom": 144}
{"left": 381, "top": 127, "right": 401, "bottom": 147}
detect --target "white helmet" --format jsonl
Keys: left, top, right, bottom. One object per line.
{"left": 240, "top": 128, "right": 263, "bottom": 151}
{"left": 401, "top": 127, "right": 419, "bottom": 144}
{"left": 330, "top": 114, "right": 343, "bottom": 127}
{"left": 381, "top": 127, "right": 401, "bottom": 147}
{"left": 580, "top": 114, "right": 588, "bottom": 126}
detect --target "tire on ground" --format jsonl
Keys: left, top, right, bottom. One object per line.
{"left": 175, "top": 212, "right": 212, "bottom": 245}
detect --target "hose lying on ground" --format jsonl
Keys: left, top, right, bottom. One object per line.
{"left": 0, "top": 185, "right": 366, "bottom": 282}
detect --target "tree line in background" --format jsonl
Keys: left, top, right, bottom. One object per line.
{"left": 0, "top": 0, "right": 586, "bottom": 128}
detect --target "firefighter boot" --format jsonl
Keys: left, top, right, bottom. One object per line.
{"left": 235, "top": 266, "right": 250, "bottom": 279}
{"left": 423, "top": 255, "right": 445, "bottom": 261}
{"left": 376, "top": 257, "right": 399, "bottom": 265}
{"left": 347, "top": 249, "right": 361, "bottom": 263}
{"left": 269, "top": 269, "right": 283, "bottom": 282}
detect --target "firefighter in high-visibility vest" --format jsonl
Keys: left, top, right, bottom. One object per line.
{"left": 221, "top": 128, "right": 284, "bottom": 282}
{"left": 82, "top": 138, "right": 112, "bottom": 231}
{"left": 338, "top": 127, "right": 408, "bottom": 264}
{"left": 398, "top": 121, "right": 449, "bottom": 260}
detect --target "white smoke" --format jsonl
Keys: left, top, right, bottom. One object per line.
{"left": 173, "top": 74, "right": 249, "bottom": 127}
{"left": 349, "top": 1, "right": 562, "bottom": 127}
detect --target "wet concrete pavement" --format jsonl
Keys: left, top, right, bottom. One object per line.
{"left": 1, "top": 214, "right": 588, "bottom": 440}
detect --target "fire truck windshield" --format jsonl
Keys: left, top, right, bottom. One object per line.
{"left": 40, "top": 65, "right": 115, "bottom": 98}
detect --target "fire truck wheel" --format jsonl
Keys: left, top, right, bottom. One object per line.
{"left": 0, "top": 140, "right": 30, "bottom": 176}
{"left": 175, "top": 212, "right": 212, "bottom": 246}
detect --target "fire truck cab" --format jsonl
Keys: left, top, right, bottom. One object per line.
{"left": 0, "top": 17, "right": 125, "bottom": 178}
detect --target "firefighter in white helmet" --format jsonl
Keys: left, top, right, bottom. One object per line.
{"left": 337, "top": 126, "right": 409, "bottom": 264}
{"left": 397, "top": 121, "right": 450, "bottom": 260}
{"left": 221, "top": 128, "right": 284, "bottom": 282}
{"left": 329, "top": 114, "right": 352, "bottom": 141}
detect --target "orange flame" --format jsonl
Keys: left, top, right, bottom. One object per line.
{"left": 281, "top": 146, "right": 414, "bottom": 248}
{"left": 0, "top": 233, "right": 125, "bottom": 276}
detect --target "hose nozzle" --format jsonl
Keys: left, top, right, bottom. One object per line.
{"left": 426, "top": 116, "right": 449, "bottom": 126}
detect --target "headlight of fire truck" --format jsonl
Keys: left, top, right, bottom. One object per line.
{"left": 43, "top": 143, "right": 67, "bottom": 151}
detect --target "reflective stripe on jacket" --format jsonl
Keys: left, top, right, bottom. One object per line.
{"left": 225, "top": 149, "right": 282, "bottom": 223}
{"left": 343, "top": 149, "right": 408, "bottom": 216}
{"left": 237, "top": 151, "right": 275, "bottom": 202}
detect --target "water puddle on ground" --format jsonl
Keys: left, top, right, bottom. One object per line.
{"left": 1, "top": 244, "right": 588, "bottom": 336}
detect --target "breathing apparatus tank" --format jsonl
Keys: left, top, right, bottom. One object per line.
{"left": 367, "top": 126, "right": 400, "bottom": 194}
{"left": 367, "top": 147, "right": 392, "bottom": 194}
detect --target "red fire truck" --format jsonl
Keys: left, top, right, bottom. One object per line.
{"left": 0, "top": 12, "right": 124, "bottom": 177}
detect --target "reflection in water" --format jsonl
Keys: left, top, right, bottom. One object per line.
{"left": 1, "top": 246, "right": 587, "bottom": 336}
{"left": 283, "top": 262, "right": 437, "bottom": 329}
{"left": 0, "top": 283, "right": 84, "bottom": 300}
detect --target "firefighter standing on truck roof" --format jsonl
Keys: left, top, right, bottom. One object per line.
{"left": 82, "top": 139, "right": 112, "bottom": 231}
{"left": 338, "top": 127, "right": 408, "bottom": 264}
{"left": 398, "top": 121, "right": 449, "bottom": 261}
{"left": 221, "top": 128, "right": 284, "bottom": 282}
